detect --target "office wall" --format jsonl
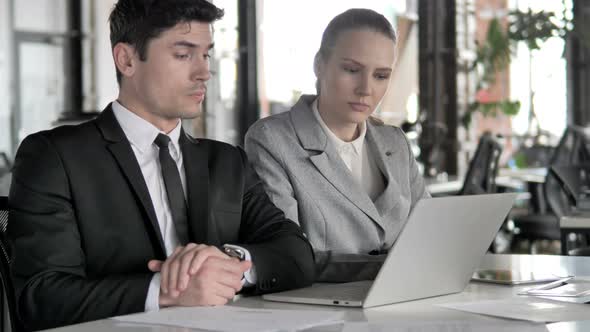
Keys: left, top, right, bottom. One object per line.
{"left": 94, "top": 0, "right": 119, "bottom": 109}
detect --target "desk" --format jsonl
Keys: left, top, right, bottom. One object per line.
{"left": 560, "top": 213, "right": 590, "bottom": 255}
{"left": 46, "top": 254, "right": 590, "bottom": 332}
{"left": 424, "top": 177, "right": 463, "bottom": 196}
{"left": 424, "top": 168, "right": 544, "bottom": 197}
{"left": 498, "top": 168, "right": 547, "bottom": 184}
{"left": 425, "top": 176, "right": 529, "bottom": 200}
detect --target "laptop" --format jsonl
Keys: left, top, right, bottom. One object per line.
{"left": 263, "top": 193, "right": 517, "bottom": 308}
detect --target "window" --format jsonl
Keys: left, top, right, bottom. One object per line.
{"left": 509, "top": 0, "right": 572, "bottom": 139}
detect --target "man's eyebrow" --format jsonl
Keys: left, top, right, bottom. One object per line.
{"left": 172, "top": 41, "right": 215, "bottom": 50}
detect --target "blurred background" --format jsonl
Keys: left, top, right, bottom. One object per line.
{"left": 0, "top": 0, "right": 589, "bottom": 255}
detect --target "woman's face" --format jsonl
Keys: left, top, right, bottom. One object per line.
{"left": 316, "top": 28, "right": 395, "bottom": 126}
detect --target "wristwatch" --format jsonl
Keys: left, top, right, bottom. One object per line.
{"left": 222, "top": 244, "right": 246, "bottom": 261}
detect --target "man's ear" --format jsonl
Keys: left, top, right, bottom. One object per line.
{"left": 113, "top": 43, "right": 137, "bottom": 79}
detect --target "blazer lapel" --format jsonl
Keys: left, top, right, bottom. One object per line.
{"left": 95, "top": 105, "right": 166, "bottom": 257}
{"left": 179, "top": 132, "right": 211, "bottom": 245}
{"left": 366, "top": 122, "right": 402, "bottom": 217}
{"left": 291, "top": 95, "right": 384, "bottom": 230}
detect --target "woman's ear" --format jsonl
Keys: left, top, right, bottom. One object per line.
{"left": 113, "top": 43, "right": 137, "bottom": 79}
{"left": 313, "top": 53, "right": 322, "bottom": 78}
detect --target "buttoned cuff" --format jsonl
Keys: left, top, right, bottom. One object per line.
{"left": 234, "top": 245, "right": 257, "bottom": 286}
{"left": 145, "top": 273, "right": 161, "bottom": 311}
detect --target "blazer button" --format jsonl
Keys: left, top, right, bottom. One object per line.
{"left": 271, "top": 277, "right": 277, "bottom": 284}
{"left": 385, "top": 151, "right": 392, "bottom": 156}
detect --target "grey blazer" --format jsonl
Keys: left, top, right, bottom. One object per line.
{"left": 245, "top": 95, "right": 430, "bottom": 281}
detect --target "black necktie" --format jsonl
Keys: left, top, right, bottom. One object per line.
{"left": 154, "top": 133, "right": 189, "bottom": 245}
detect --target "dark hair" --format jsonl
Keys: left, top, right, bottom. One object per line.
{"left": 315, "top": 8, "right": 397, "bottom": 92}
{"left": 109, "top": 0, "right": 224, "bottom": 84}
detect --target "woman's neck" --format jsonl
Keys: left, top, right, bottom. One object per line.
{"left": 317, "top": 99, "right": 360, "bottom": 142}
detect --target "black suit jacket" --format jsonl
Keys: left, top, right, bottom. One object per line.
{"left": 7, "top": 105, "right": 315, "bottom": 330}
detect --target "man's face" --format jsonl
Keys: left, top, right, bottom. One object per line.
{"left": 129, "top": 21, "right": 213, "bottom": 122}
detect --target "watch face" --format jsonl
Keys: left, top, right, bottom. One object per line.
{"left": 224, "top": 246, "right": 245, "bottom": 261}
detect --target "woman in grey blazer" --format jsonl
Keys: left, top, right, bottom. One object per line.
{"left": 245, "top": 8, "right": 430, "bottom": 282}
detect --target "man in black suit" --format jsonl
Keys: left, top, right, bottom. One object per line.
{"left": 7, "top": 0, "right": 315, "bottom": 330}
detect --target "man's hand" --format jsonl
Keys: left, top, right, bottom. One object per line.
{"left": 158, "top": 256, "right": 251, "bottom": 307}
{"left": 148, "top": 243, "right": 251, "bottom": 304}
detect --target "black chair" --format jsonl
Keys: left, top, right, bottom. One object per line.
{"left": 0, "top": 196, "right": 7, "bottom": 233}
{"left": 512, "top": 126, "right": 590, "bottom": 251}
{"left": 549, "top": 164, "right": 590, "bottom": 255}
{"left": 454, "top": 134, "right": 503, "bottom": 253}
{"left": 551, "top": 164, "right": 590, "bottom": 210}
{"left": 459, "top": 133, "right": 503, "bottom": 195}
{"left": 0, "top": 196, "right": 23, "bottom": 332}
{"left": 418, "top": 119, "right": 448, "bottom": 177}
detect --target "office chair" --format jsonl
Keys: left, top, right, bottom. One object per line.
{"left": 550, "top": 164, "right": 590, "bottom": 256}
{"left": 0, "top": 196, "right": 24, "bottom": 332}
{"left": 459, "top": 133, "right": 503, "bottom": 195}
{"left": 0, "top": 197, "right": 7, "bottom": 233}
{"left": 455, "top": 134, "right": 503, "bottom": 252}
{"left": 550, "top": 164, "right": 590, "bottom": 211}
{"left": 418, "top": 119, "right": 448, "bottom": 177}
{"left": 512, "top": 126, "right": 590, "bottom": 251}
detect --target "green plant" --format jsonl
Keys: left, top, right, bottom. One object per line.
{"left": 475, "top": 18, "right": 511, "bottom": 86}
{"left": 461, "top": 7, "right": 571, "bottom": 129}
{"left": 508, "top": 8, "right": 565, "bottom": 51}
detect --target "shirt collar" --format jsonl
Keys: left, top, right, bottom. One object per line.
{"left": 112, "top": 100, "right": 182, "bottom": 155}
{"left": 311, "top": 98, "right": 366, "bottom": 155}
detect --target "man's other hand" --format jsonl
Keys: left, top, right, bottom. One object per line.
{"left": 148, "top": 243, "right": 251, "bottom": 306}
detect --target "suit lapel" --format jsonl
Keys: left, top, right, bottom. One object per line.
{"left": 309, "top": 150, "right": 384, "bottom": 229}
{"left": 291, "top": 95, "right": 384, "bottom": 230}
{"left": 95, "top": 105, "right": 165, "bottom": 257}
{"left": 366, "top": 122, "right": 402, "bottom": 217}
{"left": 179, "top": 132, "right": 211, "bottom": 245}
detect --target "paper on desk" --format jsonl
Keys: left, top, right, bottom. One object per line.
{"left": 536, "top": 295, "right": 590, "bottom": 304}
{"left": 438, "top": 298, "right": 590, "bottom": 323}
{"left": 519, "top": 277, "right": 590, "bottom": 298}
{"left": 112, "top": 306, "right": 344, "bottom": 332}
{"left": 341, "top": 320, "right": 548, "bottom": 332}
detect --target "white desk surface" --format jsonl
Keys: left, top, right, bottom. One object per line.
{"left": 561, "top": 214, "right": 590, "bottom": 229}
{"left": 46, "top": 254, "right": 590, "bottom": 332}
{"left": 425, "top": 178, "right": 529, "bottom": 201}
{"left": 498, "top": 168, "right": 547, "bottom": 184}
{"left": 424, "top": 167, "right": 544, "bottom": 196}
{"left": 425, "top": 179, "right": 463, "bottom": 195}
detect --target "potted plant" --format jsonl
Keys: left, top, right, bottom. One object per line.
{"left": 462, "top": 9, "right": 570, "bottom": 131}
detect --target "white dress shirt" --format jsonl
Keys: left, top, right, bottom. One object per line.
{"left": 312, "top": 99, "right": 385, "bottom": 201}
{"left": 112, "top": 101, "right": 255, "bottom": 312}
